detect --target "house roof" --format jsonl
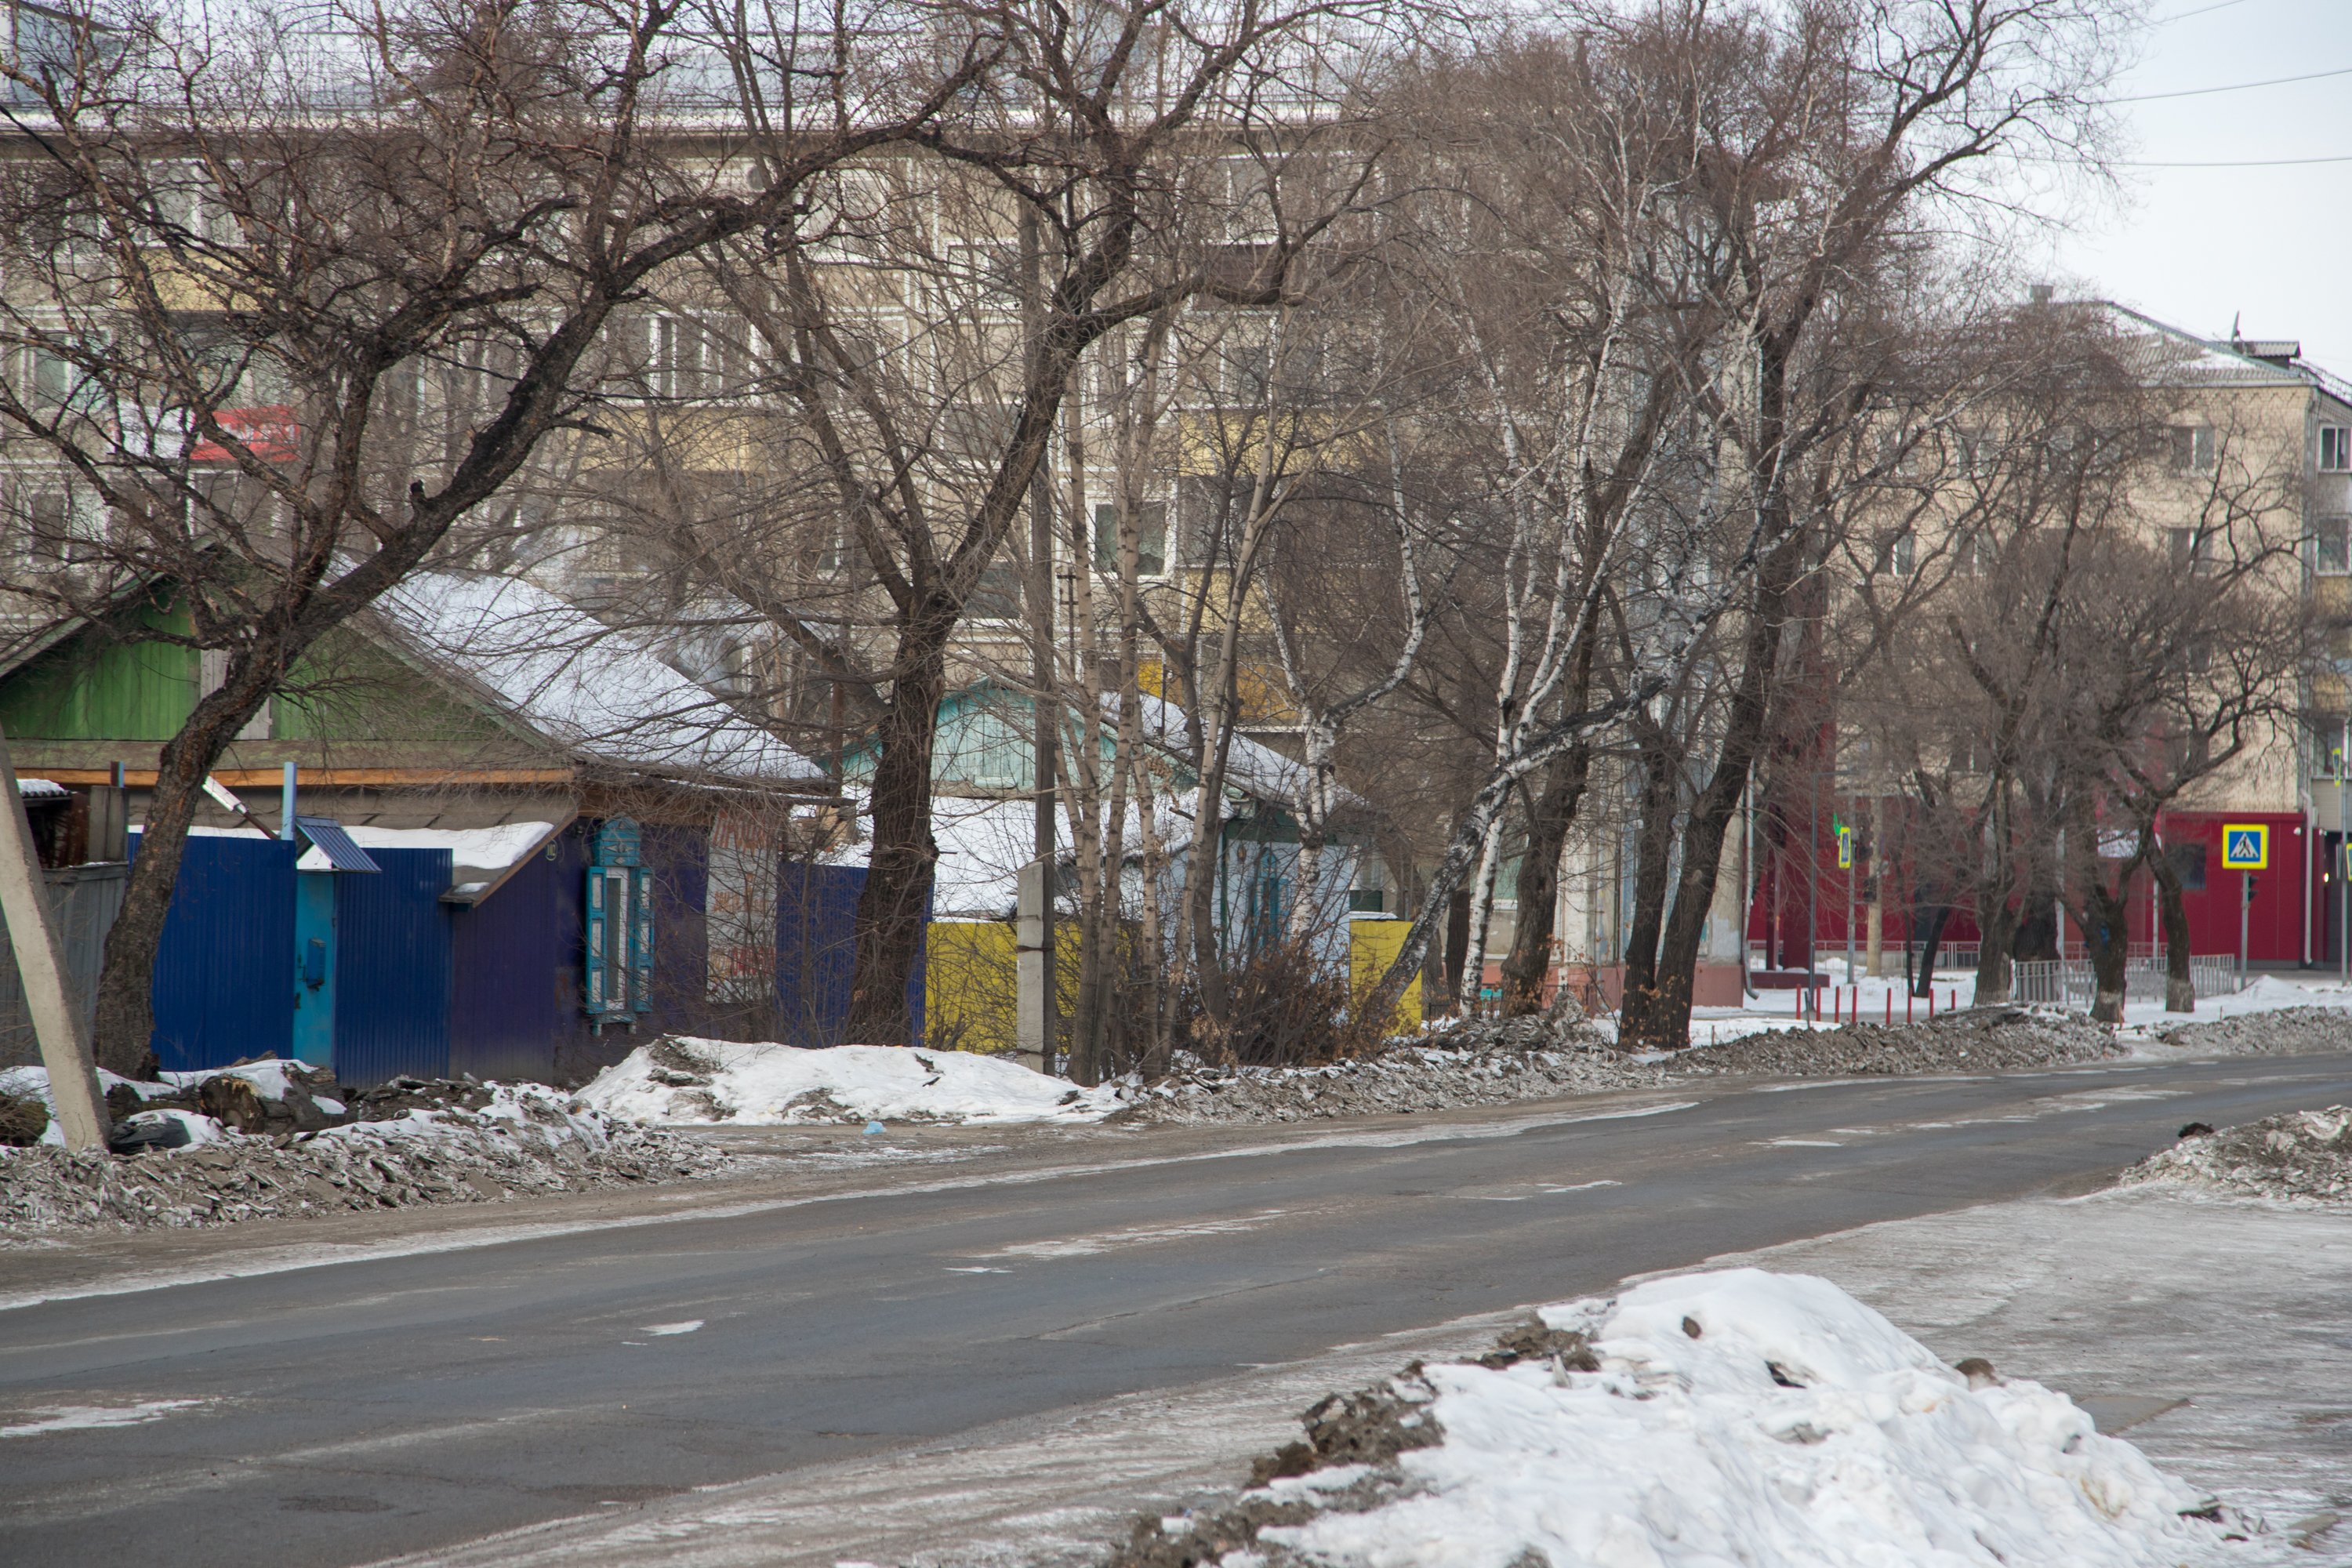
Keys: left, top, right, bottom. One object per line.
{"left": 1123, "top": 691, "right": 1370, "bottom": 816}
{"left": 368, "top": 572, "right": 826, "bottom": 789}
{"left": 2103, "top": 301, "right": 2352, "bottom": 408}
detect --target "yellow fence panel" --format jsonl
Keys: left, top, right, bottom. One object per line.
{"left": 1348, "top": 917, "right": 1422, "bottom": 1034}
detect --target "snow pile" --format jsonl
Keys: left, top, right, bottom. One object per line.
{"left": 0, "top": 1071, "right": 732, "bottom": 1235}
{"left": 2123, "top": 1106, "right": 2352, "bottom": 1208}
{"left": 576, "top": 1036, "right": 1125, "bottom": 1126}
{"left": 1672, "top": 1006, "right": 2118, "bottom": 1078}
{"left": 2150, "top": 1004, "right": 2352, "bottom": 1058}
{"left": 1120, "top": 1040, "right": 1655, "bottom": 1126}
{"left": 1120, "top": 1270, "right": 2230, "bottom": 1568}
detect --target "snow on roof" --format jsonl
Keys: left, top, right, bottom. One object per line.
{"left": 2103, "top": 301, "right": 2352, "bottom": 405}
{"left": 372, "top": 572, "right": 826, "bottom": 786}
{"left": 1126, "top": 691, "right": 1368, "bottom": 816}
{"left": 293, "top": 821, "right": 559, "bottom": 883}
{"left": 930, "top": 797, "right": 1033, "bottom": 917}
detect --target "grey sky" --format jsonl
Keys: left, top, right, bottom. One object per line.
{"left": 2048, "top": 0, "right": 2352, "bottom": 373}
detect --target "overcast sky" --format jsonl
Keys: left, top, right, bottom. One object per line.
{"left": 2042, "top": 0, "right": 2352, "bottom": 372}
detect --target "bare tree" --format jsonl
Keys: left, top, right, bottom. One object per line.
{"left": 667, "top": 2, "right": 1403, "bottom": 1048}
{"left": 0, "top": 0, "right": 979, "bottom": 1069}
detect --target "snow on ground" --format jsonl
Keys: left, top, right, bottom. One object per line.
{"left": 1706, "top": 1192, "right": 2352, "bottom": 1563}
{"left": 2123, "top": 1105, "right": 2352, "bottom": 1207}
{"left": 578, "top": 1026, "right": 1664, "bottom": 1130}
{"left": 1679, "top": 967, "right": 2352, "bottom": 1055}
{"left": 0, "top": 1066, "right": 732, "bottom": 1233}
{"left": 575, "top": 1037, "right": 1126, "bottom": 1127}
{"left": 1127, "top": 1269, "right": 2233, "bottom": 1568}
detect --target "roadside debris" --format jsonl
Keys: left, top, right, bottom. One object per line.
{"left": 2149, "top": 1004, "right": 2352, "bottom": 1058}
{"left": 1112, "top": 1269, "right": 2236, "bottom": 1568}
{"left": 1669, "top": 1006, "right": 2118, "bottom": 1078}
{"left": 1114, "top": 1040, "right": 1655, "bottom": 1125}
{"left": 0, "top": 1063, "right": 731, "bottom": 1235}
{"left": 2123, "top": 1105, "right": 2352, "bottom": 1208}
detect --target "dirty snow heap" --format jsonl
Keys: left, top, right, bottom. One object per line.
{"left": 2123, "top": 1105, "right": 2352, "bottom": 1208}
{"left": 1671, "top": 1007, "right": 2118, "bottom": 1078}
{"left": 1118, "top": 1269, "right": 2230, "bottom": 1568}
{"left": 0, "top": 1062, "right": 730, "bottom": 1235}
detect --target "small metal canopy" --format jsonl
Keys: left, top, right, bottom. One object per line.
{"left": 296, "top": 816, "right": 383, "bottom": 873}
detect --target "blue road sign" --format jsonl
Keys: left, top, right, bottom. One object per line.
{"left": 2221, "top": 824, "right": 2269, "bottom": 872}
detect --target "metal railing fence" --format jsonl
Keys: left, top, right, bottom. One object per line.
{"left": 2008, "top": 955, "right": 2245, "bottom": 1010}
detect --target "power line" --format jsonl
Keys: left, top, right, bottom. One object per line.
{"left": 2121, "top": 153, "right": 2352, "bottom": 167}
{"left": 2108, "top": 64, "right": 2352, "bottom": 103}
{"left": 2156, "top": 0, "right": 2255, "bottom": 21}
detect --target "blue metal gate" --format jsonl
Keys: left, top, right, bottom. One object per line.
{"left": 333, "top": 847, "right": 453, "bottom": 1086}
{"left": 143, "top": 833, "right": 297, "bottom": 1073}
{"left": 775, "top": 863, "right": 924, "bottom": 1047}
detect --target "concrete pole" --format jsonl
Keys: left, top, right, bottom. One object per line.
{"left": 0, "top": 720, "right": 109, "bottom": 1149}
{"left": 1015, "top": 858, "right": 1050, "bottom": 1075}
{"left": 1018, "top": 205, "right": 1058, "bottom": 1076}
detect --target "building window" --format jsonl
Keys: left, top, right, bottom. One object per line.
{"left": 2313, "top": 713, "right": 2350, "bottom": 779}
{"left": 1092, "top": 501, "right": 1167, "bottom": 576}
{"left": 2322, "top": 424, "right": 2351, "bottom": 473}
{"left": 2169, "top": 527, "right": 2217, "bottom": 574}
{"left": 2167, "top": 840, "right": 2207, "bottom": 893}
{"left": 967, "top": 558, "right": 1025, "bottom": 621}
{"left": 585, "top": 817, "right": 653, "bottom": 1029}
{"left": 1877, "top": 531, "right": 1915, "bottom": 576}
{"left": 2169, "top": 425, "right": 2216, "bottom": 474}
{"left": 2320, "top": 517, "right": 2350, "bottom": 575}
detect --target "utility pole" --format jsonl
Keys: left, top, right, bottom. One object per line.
{"left": 0, "top": 720, "right": 108, "bottom": 1149}
{"left": 1017, "top": 205, "right": 1059, "bottom": 1077}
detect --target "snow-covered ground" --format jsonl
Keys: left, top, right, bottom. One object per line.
{"left": 1, "top": 1064, "right": 730, "bottom": 1233}
{"left": 1142, "top": 1269, "right": 2230, "bottom": 1568}
{"left": 1680, "top": 966, "right": 2352, "bottom": 1052}
{"left": 574, "top": 1038, "right": 1127, "bottom": 1127}
{"left": 1710, "top": 1192, "right": 2352, "bottom": 1563}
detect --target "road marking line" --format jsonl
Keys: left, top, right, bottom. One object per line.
{"left": 0, "top": 1098, "right": 1703, "bottom": 1313}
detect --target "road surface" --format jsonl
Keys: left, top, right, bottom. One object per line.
{"left": 3, "top": 1051, "right": 2347, "bottom": 1567}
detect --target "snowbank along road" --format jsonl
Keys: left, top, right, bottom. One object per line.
{"left": 2, "top": 1051, "right": 2348, "bottom": 1568}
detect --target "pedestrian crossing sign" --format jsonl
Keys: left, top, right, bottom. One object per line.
{"left": 1836, "top": 826, "right": 1853, "bottom": 869}
{"left": 2221, "top": 823, "right": 2268, "bottom": 871}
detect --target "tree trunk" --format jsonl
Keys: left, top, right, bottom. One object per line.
{"left": 2149, "top": 848, "right": 2196, "bottom": 1013}
{"left": 1499, "top": 749, "right": 1592, "bottom": 1016}
{"left": 1972, "top": 895, "right": 2016, "bottom": 1004}
{"left": 2079, "top": 877, "right": 2132, "bottom": 1024}
{"left": 1911, "top": 899, "right": 1949, "bottom": 996}
{"left": 841, "top": 617, "right": 950, "bottom": 1047}
{"left": 92, "top": 659, "right": 281, "bottom": 1074}
{"left": 1440, "top": 886, "right": 1472, "bottom": 1011}
{"left": 2013, "top": 871, "right": 2060, "bottom": 960}
{"left": 1619, "top": 534, "right": 1805, "bottom": 1055}
{"left": 1615, "top": 736, "right": 1682, "bottom": 1045}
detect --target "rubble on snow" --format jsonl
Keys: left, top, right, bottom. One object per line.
{"left": 2148, "top": 1004, "right": 2352, "bottom": 1058}
{"left": 0, "top": 1063, "right": 733, "bottom": 1236}
{"left": 1668, "top": 1006, "right": 2118, "bottom": 1078}
{"left": 1110, "top": 1270, "right": 2234, "bottom": 1568}
{"left": 1113, "top": 1034, "right": 1656, "bottom": 1126}
{"left": 2122, "top": 1105, "right": 2352, "bottom": 1207}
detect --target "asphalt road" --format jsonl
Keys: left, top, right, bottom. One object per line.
{"left": 4, "top": 1051, "right": 2349, "bottom": 1568}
